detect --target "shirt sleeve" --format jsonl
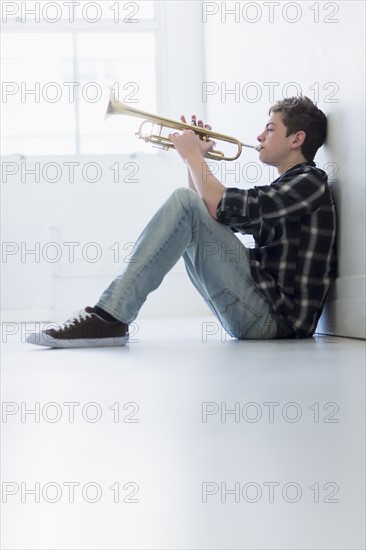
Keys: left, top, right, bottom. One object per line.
{"left": 216, "top": 166, "right": 327, "bottom": 228}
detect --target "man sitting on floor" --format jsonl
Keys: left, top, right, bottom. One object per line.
{"left": 27, "top": 96, "right": 337, "bottom": 348}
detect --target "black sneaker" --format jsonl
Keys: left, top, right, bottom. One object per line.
{"left": 26, "top": 307, "right": 129, "bottom": 348}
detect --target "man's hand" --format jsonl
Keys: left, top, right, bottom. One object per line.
{"left": 169, "top": 115, "right": 215, "bottom": 162}
{"left": 168, "top": 114, "right": 224, "bottom": 219}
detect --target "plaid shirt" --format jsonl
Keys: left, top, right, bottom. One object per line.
{"left": 216, "top": 162, "right": 337, "bottom": 337}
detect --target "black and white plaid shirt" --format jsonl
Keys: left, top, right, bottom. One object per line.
{"left": 216, "top": 162, "right": 337, "bottom": 337}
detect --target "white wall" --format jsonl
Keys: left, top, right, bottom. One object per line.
{"left": 202, "top": 0, "right": 365, "bottom": 339}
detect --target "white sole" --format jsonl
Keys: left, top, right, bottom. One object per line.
{"left": 26, "top": 333, "right": 129, "bottom": 348}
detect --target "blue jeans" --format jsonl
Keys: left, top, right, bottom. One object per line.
{"left": 97, "top": 188, "right": 288, "bottom": 339}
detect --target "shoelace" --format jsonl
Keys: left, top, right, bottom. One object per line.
{"left": 57, "top": 308, "right": 93, "bottom": 331}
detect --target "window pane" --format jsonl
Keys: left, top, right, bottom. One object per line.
{"left": 77, "top": 33, "right": 156, "bottom": 155}
{"left": 1, "top": 33, "right": 76, "bottom": 155}
{"left": 1, "top": 29, "right": 157, "bottom": 156}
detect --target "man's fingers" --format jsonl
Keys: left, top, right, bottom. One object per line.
{"left": 177, "top": 114, "right": 213, "bottom": 146}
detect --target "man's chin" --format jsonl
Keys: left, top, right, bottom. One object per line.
{"left": 259, "top": 154, "right": 279, "bottom": 168}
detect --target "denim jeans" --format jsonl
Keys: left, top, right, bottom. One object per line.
{"left": 97, "top": 187, "right": 289, "bottom": 339}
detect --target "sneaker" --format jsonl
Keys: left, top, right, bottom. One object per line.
{"left": 26, "top": 307, "right": 129, "bottom": 348}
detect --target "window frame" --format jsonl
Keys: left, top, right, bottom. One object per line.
{"left": 1, "top": 1, "right": 163, "bottom": 159}
{"left": 1, "top": 1, "right": 206, "bottom": 162}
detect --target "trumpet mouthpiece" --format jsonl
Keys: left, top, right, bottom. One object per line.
{"left": 244, "top": 143, "right": 261, "bottom": 151}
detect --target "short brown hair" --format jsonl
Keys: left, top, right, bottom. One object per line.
{"left": 269, "top": 96, "right": 327, "bottom": 161}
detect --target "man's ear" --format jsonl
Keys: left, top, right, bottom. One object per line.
{"left": 290, "top": 131, "right": 306, "bottom": 150}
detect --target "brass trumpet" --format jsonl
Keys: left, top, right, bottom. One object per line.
{"left": 105, "top": 93, "right": 261, "bottom": 161}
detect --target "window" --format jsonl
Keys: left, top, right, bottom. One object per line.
{"left": 1, "top": 1, "right": 157, "bottom": 156}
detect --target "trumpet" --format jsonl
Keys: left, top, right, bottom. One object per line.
{"left": 105, "top": 93, "right": 261, "bottom": 161}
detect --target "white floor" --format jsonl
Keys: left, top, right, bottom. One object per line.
{"left": 1, "top": 316, "right": 365, "bottom": 550}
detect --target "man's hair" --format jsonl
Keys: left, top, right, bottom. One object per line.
{"left": 269, "top": 96, "right": 327, "bottom": 161}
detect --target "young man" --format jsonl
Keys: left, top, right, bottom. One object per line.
{"left": 27, "top": 96, "right": 337, "bottom": 348}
